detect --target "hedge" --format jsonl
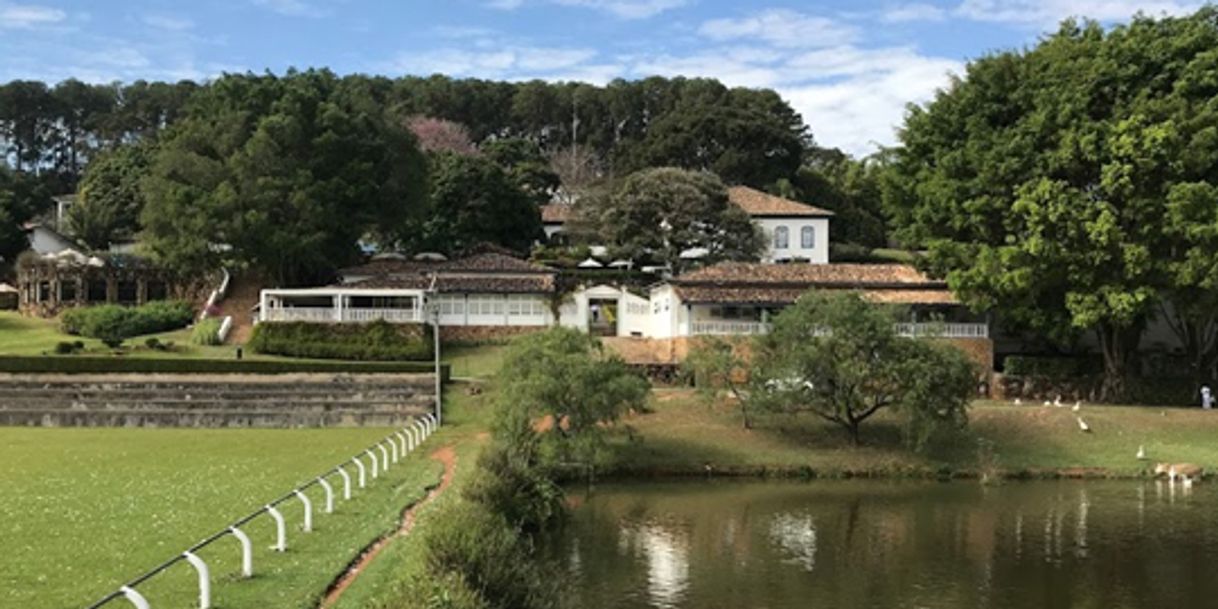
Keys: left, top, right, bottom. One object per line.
{"left": 248, "top": 320, "right": 433, "bottom": 362}
{"left": 61, "top": 301, "right": 195, "bottom": 344}
{"left": 0, "top": 355, "right": 448, "bottom": 379}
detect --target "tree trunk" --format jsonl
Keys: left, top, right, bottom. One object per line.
{"left": 1096, "top": 321, "right": 1142, "bottom": 402}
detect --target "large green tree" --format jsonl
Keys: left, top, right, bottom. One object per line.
{"left": 68, "top": 142, "right": 152, "bottom": 250}
{"left": 586, "top": 167, "right": 763, "bottom": 270}
{"left": 783, "top": 148, "right": 888, "bottom": 248}
{"left": 141, "top": 70, "right": 427, "bottom": 285}
{"left": 688, "top": 292, "right": 977, "bottom": 447}
{"left": 406, "top": 152, "right": 543, "bottom": 255}
{"left": 0, "top": 166, "right": 51, "bottom": 265}
{"left": 886, "top": 9, "right": 1218, "bottom": 398}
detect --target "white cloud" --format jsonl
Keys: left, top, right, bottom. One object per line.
{"left": 699, "top": 9, "right": 858, "bottom": 48}
{"left": 142, "top": 14, "right": 194, "bottom": 31}
{"left": 386, "top": 45, "right": 600, "bottom": 79}
{"left": 252, "top": 0, "right": 330, "bottom": 18}
{"left": 0, "top": 3, "right": 65, "bottom": 28}
{"left": 882, "top": 3, "right": 948, "bottom": 22}
{"left": 487, "top": 0, "right": 687, "bottom": 19}
{"left": 954, "top": 0, "right": 1202, "bottom": 25}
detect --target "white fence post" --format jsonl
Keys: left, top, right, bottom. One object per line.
{"left": 406, "top": 426, "right": 417, "bottom": 451}
{"left": 425, "top": 413, "right": 437, "bottom": 434}
{"left": 294, "top": 490, "right": 313, "bottom": 533}
{"left": 414, "top": 421, "right": 427, "bottom": 445}
{"left": 366, "top": 449, "right": 379, "bottom": 479}
{"left": 396, "top": 431, "right": 408, "bottom": 457}
{"left": 183, "top": 551, "right": 211, "bottom": 609}
{"left": 353, "top": 457, "right": 366, "bottom": 488}
{"left": 389, "top": 437, "right": 399, "bottom": 463}
{"left": 229, "top": 527, "right": 253, "bottom": 577}
{"left": 318, "top": 477, "right": 334, "bottom": 513}
{"left": 378, "top": 442, "right": 390, "bottom": 471}
{"left": 266, "top": 506, "right": 286, "bottom": 552}
{"left": 120, "top": 586, "right": 151, "bottom": 609}
{"left": 337, "top": 466, "right": 352, "bottom": 499}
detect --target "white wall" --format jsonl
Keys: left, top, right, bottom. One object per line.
{"left": 756, "top": 218, "right": 829, "bottom": 264}
{"left": 435, "top": 293, "right": 552, "bottom": 327}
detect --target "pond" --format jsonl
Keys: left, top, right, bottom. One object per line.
{"left": 548, "top": 480, "right": 1218, "bottom": 609}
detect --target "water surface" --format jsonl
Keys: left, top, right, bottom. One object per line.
{"left": 550, "top": 480, "right": 1218, "bottom": 609}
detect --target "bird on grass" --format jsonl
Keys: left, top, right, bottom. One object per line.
{"left": 1014, "top": 398, "right": 1022, "bottom": 406}
{"left": 1054, "top": 395, "right": 1064, "bottom": 407}
{"left": 1072, "top": 401, "right": 1082, "bottom": 412}
{"left": 1044, "top": 400, "right": 1052, "bottom": 407}
{"left": 1077, "top": 416, "right": 1091, "bottom": 433}
{"left": 1137, "top": 445, "right": 1147, "bottom": 460}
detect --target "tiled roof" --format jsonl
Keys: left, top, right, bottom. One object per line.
{"left": 728, "top": 186, "right": 834, "bottom": 218}
{"left": 337, "top": 252, "right": 556, "bottom": 294}
{"left": 540, "top": 203, "right": 573, "bottom": 224}
{"left": 671, "top": 262, "right": 955, "bottom": 305}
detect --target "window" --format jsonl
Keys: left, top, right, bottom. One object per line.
{"left": 773, "top": 226, "right": 789, "bottom": 249}
{"left": 87, "top": 281, "right": 108, "bottom": 303}
{"left": 146, "top": 281, "right": 168, "bottom": 302}
{"left": 801, "top": 226, "right": 815, "bottom": 249}
{"left": 439, "top": 295, "right": 465, "bottom": 316}
{"left": 117, "top": 281, "right": 138, "bottom": 305}
{"left": 60, "top": 281, "right": 77, "bottom": 303}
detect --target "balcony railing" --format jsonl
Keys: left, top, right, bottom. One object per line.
{"left": 264, "top": 308, "right": 423, "bottom": 323}
{"left": 689, "top": 321, "right": 988, "bottom": 338}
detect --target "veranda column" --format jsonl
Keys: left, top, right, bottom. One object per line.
{"left": 334, "top": 294, "right": 344, "bottom": 322}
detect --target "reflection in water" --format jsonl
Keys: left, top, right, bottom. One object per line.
{"left": 623, "top": 523, "right": 689, "bottom": 608}
{"left": 551, "top": 480, "right": 1218, "bottom": 609}
{"left": 767, "top": 513, "right": 817, "bottom": 572}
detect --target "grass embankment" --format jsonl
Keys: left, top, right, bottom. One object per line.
{"left": 0, "top": 311, "right": 254, "bottom": 359}
{"left": 0, "top": 427, "right": 443, "bottom": 609}
{"left": 611, "top": 391, "right": 1218, "bottom": 478}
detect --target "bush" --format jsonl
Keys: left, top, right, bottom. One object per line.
{"left": 191, "top": 318, "right": 223, "bottom": 346}
{"left": 0, "top": 355, "right": 448, "bottom": 377}
{"left": 53, "top": 341, "right": 80, "bottom": 355}
{"left": 248, "top": 320, "right": 432, "bottom": 361}
{"left": 60, "top": 301, "right": 194, "bottom": 343}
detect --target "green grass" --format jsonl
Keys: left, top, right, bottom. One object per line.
{"left": 0, "top": 426, "right": 443, "bottom": 609}
{"left": 0, "top": 311, "right": 256, "bottom": 359}
{"left": 443, "top": 344, "right": 508, "bottom": 379}
{"left": 332, "top": 384, "right": 495, "bottom": 609}
{"left": 610, "top": 391, "right": 1218, "bottom": 477}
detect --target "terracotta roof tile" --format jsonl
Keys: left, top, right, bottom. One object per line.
{"left": 337, "top": 252, "right": 555, "bottom": 294}
{"left": 671, "top": 262, "right": 955, "bottom": 305}
{"left": 728, "top": 186, "right": 834, "bottom": 218}
{"left": 540, "top": 203, "right": 573, "bottom": 224}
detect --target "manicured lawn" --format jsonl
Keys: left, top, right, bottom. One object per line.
{"left": 611, "top": 391, "right": 1218, "bottom": 477}
{"left": 0, "top": 426, "right": 443, "bottom": 609}
{"left": 0, "top": 311, "right": 252, "bottom": 359}
{"left": 443, "top": 343, "right": 508, "bottom": 379}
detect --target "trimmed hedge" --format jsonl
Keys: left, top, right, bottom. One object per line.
{"left": 248, "top": 320, "right": 433, "bottom": 361}
{"left": 0, "top": 355, "right": 448, "bottom": 379}
{"left": 61, "top": 301, "right": 195, "bottom": 344}
{"left": 1003, "top": 355, "right": 1103, "bottom": 378}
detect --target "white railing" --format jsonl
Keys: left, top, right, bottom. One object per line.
{"left": 264, "top": 308, "right": 423, "bottom": 324}
{"left": 689, "top": 321, "right": 989, "bottom": 338}
{"left": 217, "top": 316, "right": 233, "bottom": 342}
{"left": 895, "top": 323, "right": 989, "bottom": 338}
{"left": 341, "top": 308, "right": 422, "bottom": 323}
{"left": 199, "top": 268, "right": 232, "bottom": 321}
{"left": 85, "top": 414, "right": 440, "bottom": 609}
{"left": 691, "top": 321, "right": 772, "bottom": 335}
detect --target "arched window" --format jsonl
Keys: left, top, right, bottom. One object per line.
{"left": 773, "top": 226, "right": 789, "bottom": 249}
{"left": 801, "top": 226, "right": 815, "bottom": 249}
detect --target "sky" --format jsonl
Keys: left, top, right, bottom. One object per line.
{"left": 0, "top": 0, "right": 1207, "bottom": 156}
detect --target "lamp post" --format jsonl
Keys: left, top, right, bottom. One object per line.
{"left": 427, "top": 276, "right": 442, "bottom": 426}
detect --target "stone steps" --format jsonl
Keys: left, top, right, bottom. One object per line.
{"left": 0, "top": 373, "right": 436, "bottom": 428}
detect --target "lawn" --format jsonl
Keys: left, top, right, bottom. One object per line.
{"left": 610, "top": 391, "right": 1218, "bottom": 477}
{"left": 0, "top": 311, "right": 254, "bottom": 359}
{"left": 0, "top": 426, "right": 443, "bottom": 609}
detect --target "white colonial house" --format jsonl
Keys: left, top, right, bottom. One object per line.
{"left": 538, "top": 185, "right": 833, "bottom": 264}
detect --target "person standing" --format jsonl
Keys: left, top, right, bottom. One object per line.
{"left": 1202, "top": 385, "right": 1213, "bottom": 410}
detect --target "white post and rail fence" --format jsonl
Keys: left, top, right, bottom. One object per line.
{"left": 83, "top": 413, "right": 440, "bottom": 609}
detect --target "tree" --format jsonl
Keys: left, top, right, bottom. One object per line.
{"left": 405, "top": 115, "right": 478, "bottom": 156}
{"left": 49, "top": 79, "right": 115, "bottom": 186}
{"left": 784, "top": 148, "right": 888, "bottom": 248}
{"left": 587, "top": 167, "right": 763, "bottom": 270}
{"left": 0, "top": 166, "right": 51, "bottom": 265}
{"left": 0, "top": 80, "right": 54, "bottom": 172}
{"left": 482, "top": 138, "right": 560, "bottom": 205}
{"left": 141, "top": 70, "right": 428, "bottom": 285}
{"left": 406, "top": 152, "right": 543, "bottom": 255}
{"left": 885, "top": 9, "right": 1218, "bottom": 398}
{"left": 68, "top": 142, "right": 151, "bottom": 250}
{"left": 495, "top": 327, "right": 650, "bottom": 470}
{"left": 688, "top": 292, "right": 976, "bottom": 447}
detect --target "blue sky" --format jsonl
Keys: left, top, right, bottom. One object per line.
{"left": 0, "top": 0, "right": 1205, "bottom": 155}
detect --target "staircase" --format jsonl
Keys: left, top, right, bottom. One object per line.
{"left": 217, "top": 273, "right": 264, "bottom": 345}
{"left": 0, "top": 373, "right": 436, "bottom": 428}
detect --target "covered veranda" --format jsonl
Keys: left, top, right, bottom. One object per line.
{"left": 259, "top": 288, "right": 426, "bottom": 323}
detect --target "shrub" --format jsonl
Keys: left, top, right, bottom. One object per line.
{"left": 60, "top": 301, "right": 194, "bottom": 343}
{"left": 191, "top": 318, "right": 223, "bottom": 346}
{"left": 248, "top": 320, "right": 432, "bottom": 361}
{"left": 53, "top": 341, "right": 79, "bottom": 355}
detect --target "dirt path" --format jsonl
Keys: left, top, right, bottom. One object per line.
{"left": 320, "top": 444, "right": 458, "bottom": 608}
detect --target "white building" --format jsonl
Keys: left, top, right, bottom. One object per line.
{"left": 538, "top": 186, "right": 834, "bottom": 264}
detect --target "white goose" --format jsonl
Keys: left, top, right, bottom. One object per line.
{"left": 1076, "top": 416, "right": 1091, "bottom": 433}
{"left": 1136, "top": 445, "right": 1146, "bottom": 460}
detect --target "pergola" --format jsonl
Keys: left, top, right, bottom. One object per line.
{"left": 259, "top": 288, "right": 427, "bottom": 324}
